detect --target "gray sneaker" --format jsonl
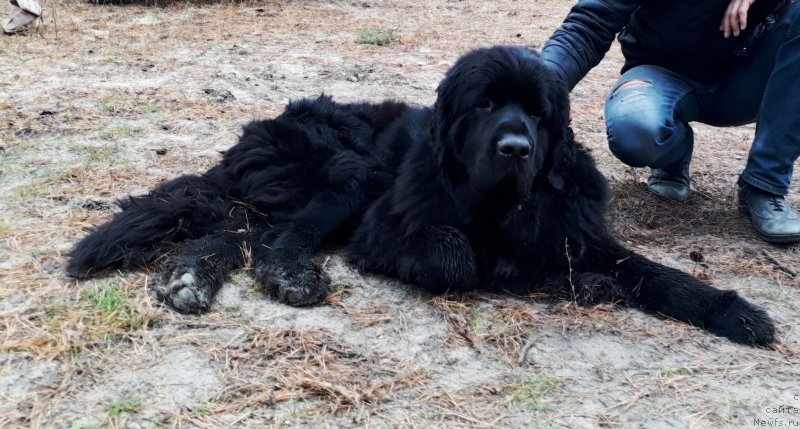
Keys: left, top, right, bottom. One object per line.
{"left": 738, "top": 184, "right": 800, "bottom": 244}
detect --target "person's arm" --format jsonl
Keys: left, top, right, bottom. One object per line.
{"left": 541, "top": 0, "right": 642, "bottom": 91}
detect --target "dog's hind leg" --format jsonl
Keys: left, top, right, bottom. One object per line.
{"left": 576, "top": 236, "right": 775, "bottom": 346}
{"left": 67, "top": 173, "right": 231, "bottom": 279}
{"left": 156, "top": 229, "right": 253, "bottom": 314}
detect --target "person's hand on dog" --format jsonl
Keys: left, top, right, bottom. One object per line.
{"left": 720, "top": 0, "right": 757, "bottom": 38}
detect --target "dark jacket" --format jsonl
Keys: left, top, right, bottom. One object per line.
{"left": 541, "top": 0, "right": 785, "bottom": 89}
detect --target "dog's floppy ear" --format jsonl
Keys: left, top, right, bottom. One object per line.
{"left": 542, "top": 73, "right": 575, "bottom": 191}
{"left": 432, "top": 48, "right": 488, "bottom": 145}
{"left": 432, "top": 70, "right": 461, "bottom": 146}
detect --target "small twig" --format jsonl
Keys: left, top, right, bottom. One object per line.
{"left": 610, "top": 391, "right": 650, "bottom": 411}
{"left": 761, "top": 249, "right": 797, "bottom": 277}
{"left": 225, "top": 411, "right": 252, "bottom": 429}
{"left": 223, "top": 330, "right": 246, "bottom": 349}
{"left": 631, "top": 277, "right": 644, "bottom": 297}
{"left": 518, "top": 336, "right": 536, "bottom": 364}
{"left": 239, "top": 241, "right": 254, "bottom": 269}
{"left": 565, "top": 238, "right": 576, "bottom": 304}
{"left": 440, "top": 308, "right": 487, "bottom": 354}
{"left": 431, "top": 405, "right": 508, "bottom": 429}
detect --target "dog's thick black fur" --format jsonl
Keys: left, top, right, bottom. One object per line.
{"left": 67, "top": 46, "right": 775, "bottom": 346}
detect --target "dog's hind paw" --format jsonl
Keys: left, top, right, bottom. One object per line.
{"left": 256, "top": 260, "right": 330, "bottom": 307}
{"left": 704, "top": 291, "right": 775, "bottom": 346}
{"left": 155, "top": 267, "right": 213, "bottom": 314}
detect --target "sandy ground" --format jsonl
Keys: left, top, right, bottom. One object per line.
{"left": 1, "top": 1, "right": 800, "bottom": 428}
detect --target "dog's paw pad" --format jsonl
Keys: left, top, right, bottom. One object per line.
{"left": 256, "top": 262, "right": 330, "bottom": 307}
{"left": 277, "top": 273, "right": 329, "bottom": 307}
{"left": 157, "top": 268, "right": 211, "bottom": 314}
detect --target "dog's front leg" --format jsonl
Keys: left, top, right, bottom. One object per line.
{"left": 397, "top": 225, "right": 479, "bottom": 295}
{"left": 351, "top": 214, "right": 479, "bottom": 295}
{"left": 578, "top": 234, "right": 775, "bottom": 346}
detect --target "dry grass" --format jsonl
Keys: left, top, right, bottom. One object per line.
{"left": 0, "top": 274, "right": 161, "bottom": 360}
{"left": 432, "top": 294, "right": 667, "bottom": 365}
{"left": 211, "top": 328, "right": 427, "bottom": 415}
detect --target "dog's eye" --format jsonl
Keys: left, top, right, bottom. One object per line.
{"left": 525, "top": 108, "right": 541, "bottom": 121}
{"left": 476, "top": 98, "right": 494, "bottom": 112}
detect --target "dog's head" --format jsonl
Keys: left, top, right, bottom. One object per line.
{"left": 433, "top": 46, "right": 574, "bottom": 198}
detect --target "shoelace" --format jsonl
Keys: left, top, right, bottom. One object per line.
{"left": 768, "top": 197, "right": 786, "bottom": 213}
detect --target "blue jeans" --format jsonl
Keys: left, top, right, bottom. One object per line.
{"left": 605, "top": 1, "right": 800, "bottom": 196}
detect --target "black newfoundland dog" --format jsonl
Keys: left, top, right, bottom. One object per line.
{"left": 68, "top": 46, "right": 774, "bottom": 346}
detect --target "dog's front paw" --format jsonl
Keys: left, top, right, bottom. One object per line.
{"left": 704, "top": 291, "right": 775, "bottom": 346}
{"left": 155, "top": 266, "right": 213, "bottom": 314}
{"left": 255, "top": 259, "right": 330, "bottom": 307}
{"left": 571, "top": 272, "right": 627, "bottom": 306}
{"left": 404, "top": 255, "right": 478, "bottom": 295}
{"left": 400, "top": 226, "right": 478, "bottom": 294}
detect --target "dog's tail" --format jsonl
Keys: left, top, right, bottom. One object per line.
{"left": 66, "top": 173, "right": 232, "bottom": 279}
{"left": 580, "top": 237, "right": 775, "bottom": 346}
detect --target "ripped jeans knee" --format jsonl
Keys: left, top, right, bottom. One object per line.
{"left": 605, "top": 75, "right": 694, "bottom": 168}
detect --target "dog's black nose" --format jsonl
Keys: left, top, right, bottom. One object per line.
{"left": 497, "top": 135, "right": 531, "bottom": 158}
